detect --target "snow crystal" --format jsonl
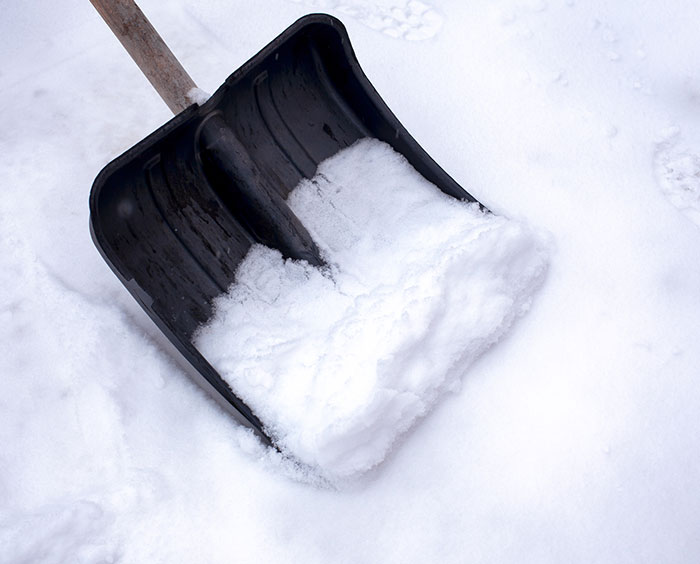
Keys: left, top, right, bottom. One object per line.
{"left": 194, "top": 139, "right": 549, "bottom": 482}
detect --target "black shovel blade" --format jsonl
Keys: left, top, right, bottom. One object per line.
{"left": 89, "top": 13, "right": 478, "bottom": 443}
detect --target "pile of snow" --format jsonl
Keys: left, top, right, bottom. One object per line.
{"left": 195, "top": 139, "right": 548, "bottom": 482}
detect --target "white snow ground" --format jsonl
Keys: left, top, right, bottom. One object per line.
{"left": 2, "top": 0, "right": 700, "bottom": 562}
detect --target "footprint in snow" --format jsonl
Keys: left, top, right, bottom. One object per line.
{"left": 654, "top": 133, "right": 700, "bottom": 227}
{"left": 286, "top": 0, "right": 443, "bottom": 40}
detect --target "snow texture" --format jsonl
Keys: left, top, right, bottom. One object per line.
{"left": 195, "top": 139, "right": 548, "bottom": 482}
{"left": 4, "top": 0, "right": 700, "bottom": 562}
{"left": 654, "top": 130, "right": 700, "bottom": 227}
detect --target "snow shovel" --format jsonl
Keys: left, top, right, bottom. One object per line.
{"left": 89, "top": 0, "right": 479, "bottom": 445}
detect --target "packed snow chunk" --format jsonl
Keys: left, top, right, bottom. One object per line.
{"left": 194, "top": 138, "right": 549, "bottom": 482}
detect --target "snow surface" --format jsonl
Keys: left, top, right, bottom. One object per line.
{"left": 195, "top": 139, "right": 548, "bottom": 482}
{"left": 3, "top": 0, "right": 700, "bottom": 562}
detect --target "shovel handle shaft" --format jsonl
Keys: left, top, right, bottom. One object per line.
{"left": 90, "top": 0, "right": 197, "bottom": 114}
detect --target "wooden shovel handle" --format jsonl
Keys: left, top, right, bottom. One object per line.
{"left": 90, "top": 0, "right": 197, "bottom": 114}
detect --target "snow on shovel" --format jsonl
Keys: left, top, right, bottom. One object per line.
{"left": 89, "top": 0, "right": 548, "bottom": 483}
